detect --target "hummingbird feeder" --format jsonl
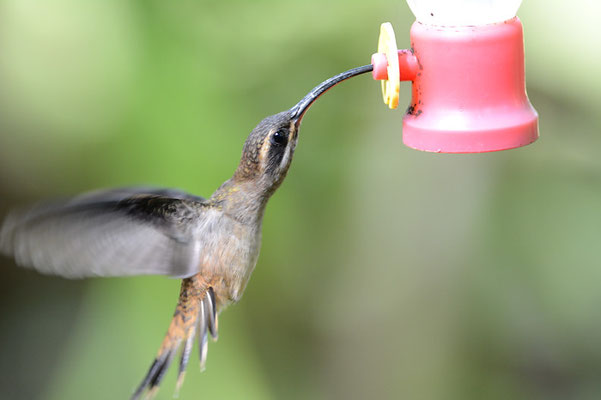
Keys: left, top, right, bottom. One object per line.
{"left": 371, "top": 0, "right": 539, "bottom": 153}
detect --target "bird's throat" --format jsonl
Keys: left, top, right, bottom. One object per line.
{"left": 209, "top": 178, "right": 272, "bottom": 225}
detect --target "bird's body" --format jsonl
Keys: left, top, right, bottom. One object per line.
{"left": 0, "top": 65, "right": 373, "bottom": 399}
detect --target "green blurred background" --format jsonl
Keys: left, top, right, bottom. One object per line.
{"left": 1, "top": 1, "right": 600, "bottom": 399}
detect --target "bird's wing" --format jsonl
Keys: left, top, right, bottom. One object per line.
{"left": 0, "top": 187, "right": 211, "bottom": 279}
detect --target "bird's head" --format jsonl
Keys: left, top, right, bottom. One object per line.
{"left": 233, "top": 65, "right": 372, "bottom": 195}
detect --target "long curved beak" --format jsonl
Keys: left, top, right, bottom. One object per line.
{"left": 289, "top": 64, "right": 373, "bottom": 127}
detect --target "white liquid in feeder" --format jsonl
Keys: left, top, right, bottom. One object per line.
{"left": 406, "top": 0, "right": 523, "bottom": 26}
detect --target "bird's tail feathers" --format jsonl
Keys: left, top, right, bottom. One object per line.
{"left": 131, "top": 275, "right": 218, "bottom": 400}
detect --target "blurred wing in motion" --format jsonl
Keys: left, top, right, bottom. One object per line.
{"left": 0, "top": 187, "right": 208, "bottom": 279}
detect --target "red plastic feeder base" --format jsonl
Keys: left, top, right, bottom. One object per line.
{"left": 374, "top": 17, "right": 539, "bottom": 154}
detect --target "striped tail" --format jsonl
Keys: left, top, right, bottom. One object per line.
{"left": 131, "top": 275, "right": 218, "bottom": 400}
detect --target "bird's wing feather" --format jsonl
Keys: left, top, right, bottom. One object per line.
{"left": 0, "top": 187, "right": 210, "bottom": 279}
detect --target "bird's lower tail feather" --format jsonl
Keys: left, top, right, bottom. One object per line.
{"left": 131, "top": 275, "right": 218, "bottom": 400}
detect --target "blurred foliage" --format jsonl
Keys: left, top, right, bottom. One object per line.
{"left": 0, "top": 1, "right": 600, "bottom": 399}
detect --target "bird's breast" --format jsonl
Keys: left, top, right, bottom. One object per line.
{"left": 195, "top": 211, "right": 262, "bottom": 308}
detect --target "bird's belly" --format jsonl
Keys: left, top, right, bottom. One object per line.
{"left": 198, "top": 221, "right": 261, "bottom": 308}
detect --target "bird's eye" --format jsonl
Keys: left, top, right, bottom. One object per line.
{"left": 271, "top": 130, "right": 288, "bottom": 146}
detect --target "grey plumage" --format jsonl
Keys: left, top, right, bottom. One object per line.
{"left": 205, "top": 287, "right": 218, "bottom": 340}
{"left": 198, "top": 299, "right": 209, "bottom": 371}
{"left": 0, "top": 187, "right": 208, "bottom": 279}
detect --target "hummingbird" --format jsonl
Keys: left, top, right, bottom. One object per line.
{"left": 0, "top": 64, "right": 373, "bottom": 399}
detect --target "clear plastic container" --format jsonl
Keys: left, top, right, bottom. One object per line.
{"left": 406, "top": 0, "right": 523, "bottom": 26}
